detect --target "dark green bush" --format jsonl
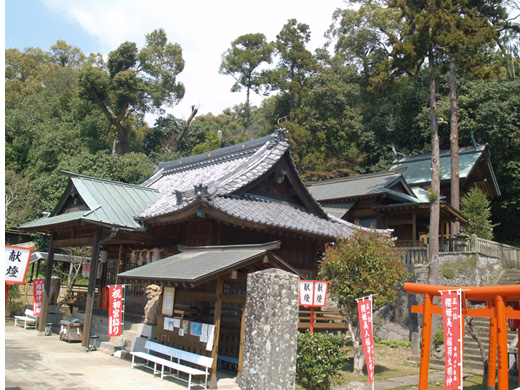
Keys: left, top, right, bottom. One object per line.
{"left": 434, "top": 329, "right": 444, "bottom": 350}
{"left": 296, "top": 331, "right": 349, "bottom": 390}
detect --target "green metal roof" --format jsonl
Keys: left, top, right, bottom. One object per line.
{"left": 21, "top": 172, "right": 164, "bottom": 231}
{"left": 390, "top": 145, "right": 487, "bottom": 186}
{"left": 118, "top": 242, "right": 299, "bottom": 285}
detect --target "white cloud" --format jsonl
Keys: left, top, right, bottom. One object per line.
{"left": 41, "top": 0, "right": 346, "bottom": 121}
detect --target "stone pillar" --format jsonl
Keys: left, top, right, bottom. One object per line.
{"left": 240, "top": 269, "right": 299, "bottom": 390}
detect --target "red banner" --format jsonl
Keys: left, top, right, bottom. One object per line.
{"left": 32, "top": 278, "right": 45, "bottom": 316}
{"left": 357, "top": 297, "right": 375, "bottom": 384}
{"left": 108, "top": 285, "right": 124, "bottom": 337}
{"left": 441, "top": 290, "right": 462, "bottom": 390}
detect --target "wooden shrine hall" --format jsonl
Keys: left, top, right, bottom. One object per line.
{"left": 20, "top": 129, "right": 368, "bottom": 386}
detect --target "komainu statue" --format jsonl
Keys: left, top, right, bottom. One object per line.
{"left": 144, "top": 284, "right": 162, "bottom": 325}
{"left": 49, "top": 276, "right": 61, "bottom": 305}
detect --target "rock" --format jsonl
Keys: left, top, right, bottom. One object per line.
{"left": 347, "top": 381, "right": 365, "bottom": 390}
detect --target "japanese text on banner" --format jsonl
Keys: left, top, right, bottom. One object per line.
{"left": 5, "top": 246, "right": 33, "bottom": 284}
{"left": 108, "top": 285, "right": 124, "bottom": 337}
{"left": 33, "top": 279, "right": 45, "bottom": 316}
{"left": 299, "top": 280, "right": 329, "bottom": 307}
{"left": 441, "top": 290, "right": 462, "bottom": 390}
{"left": 357, "top": 297, "right": 375, "bottom": 385}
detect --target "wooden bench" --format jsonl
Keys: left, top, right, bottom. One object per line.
{"left": 131, "top": 340, "right": 213, "bottom": 389}
{"left": 14, "top": 308, "right": 37, "bottom": 329}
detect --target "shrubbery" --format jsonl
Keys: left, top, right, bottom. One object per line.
{"left": 296, "top": 331, "right": 349, "bottom": 390}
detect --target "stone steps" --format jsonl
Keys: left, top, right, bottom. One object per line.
{"left": 66, "top": 310, "right": 153, "bottom": 356}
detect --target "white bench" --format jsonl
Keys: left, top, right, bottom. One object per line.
{"left": 131, "top": 340, "right": 213, "bottom": 389}
{"left": 14, "top": 308, "right": 37, "bottom": 329}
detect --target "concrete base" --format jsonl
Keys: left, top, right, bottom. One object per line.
{"left": 136, "top": 324, "right": 156, "bottom": 340}
{"left": 208, "top": 377, "right": 218, "bottom": 389}
{"left": 130, "top": 336, "right": 148, "bottom": 353}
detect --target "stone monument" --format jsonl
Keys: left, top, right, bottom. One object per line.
{"left": 240, "top": 269, "right": 299, "bottom": 389}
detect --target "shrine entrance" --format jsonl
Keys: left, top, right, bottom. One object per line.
{"left": 404, "top": 283, "right": 520, "bottom": 390}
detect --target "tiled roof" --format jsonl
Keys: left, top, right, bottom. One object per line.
{"left": 140, "top": 130, "right": 290, "bottom": 219}
{"left": 209, "top": 195, "right": 356, "bottom": 239}
{"left": 306, "top": 171, "right": 409, "bottom": 201}
{"left": 142, "top": 131, "right": 288, "bottom": 195}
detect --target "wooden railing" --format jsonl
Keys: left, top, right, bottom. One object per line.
{"left": 298, "top": 309, "right": 348, "bottom": 332}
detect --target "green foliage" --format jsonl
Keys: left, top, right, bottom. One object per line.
{"left": 220, "top": 33, "right": 273, "bottom": 127}
{"left": 461, "top": 187, "right": 496, "bottom": 240}
{"left": 434, "top": 330, "right": 444, "bottom": 350}
{"left": 374, "top": 338, "right": 412, "bottom": 348}
{"left": 296, "top": 331, "right": 349, "bottom": 390}
{"left": 6, "top": 286, "right": 25, "bottom": 317}
{"left": 318, "top": 230, "right": 410, "bottom": 312}
{"left": 79, "top": 29, "right": 185, "bottom": 154}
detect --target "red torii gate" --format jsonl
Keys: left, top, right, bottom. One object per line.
{"left": 404, "top": 283, "right": 520, "bottom": 390}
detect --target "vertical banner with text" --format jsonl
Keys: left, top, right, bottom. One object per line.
{"left": 108, "top": 285, "right": 124, "bottom": 337}
{"left": 357, "top": 297, "right": 375, "bottom": 385}
{"left": 33, "top": 278, "right": 45, "bottom": 316}
{"left": 441, "top": 290, "right": 463, "bottom": 390}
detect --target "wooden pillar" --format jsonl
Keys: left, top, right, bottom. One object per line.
{"left": 236, "top": 305, "right": 246, "bottom": 384}
{"left": 38, "top": 234, "right": 56, "bottom": 333}
{"left": 412, "top": 212, "right": 417, "bottom": 246}
{"left": 496, "top": 295, "right": 509, "bottom": 389}
{"left": 419, "top": 293, "right": 432, "bottom": 390}
{"left": 82, "top": 227, "right": 102, "bottom": 349}
{"left": 209, "top": 278, "right": 224, "bottom": 389}
{"left": 488, "top": 299, "right": 497, "bottom": 390}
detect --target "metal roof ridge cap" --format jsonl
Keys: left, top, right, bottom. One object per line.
{"left": 177, "top": 240, "right": 282, "bottom": 253}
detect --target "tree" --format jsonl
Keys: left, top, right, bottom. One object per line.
{"left": 220, "top": 33, "right": 274, "bottom": 128}
{"left": 79, "top": 29, "right": 185, "bottom": 154}
{"left": 318, "top": 230, "right": 410, "bottom": 374}
{"left": 461, "top": 187, "right": 496, "bottom": 240}
{"left": 269, "top": 19, "right": 318, "bottom": 118}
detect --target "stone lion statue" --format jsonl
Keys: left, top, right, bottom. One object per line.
{"left": 49, "top": 276, "right": 61, "bottom": 305}
{"left": 144, "top": 284, "right": 162, "bottom": 325}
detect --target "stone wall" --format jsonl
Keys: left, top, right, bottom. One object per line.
{"left": 373, "top": 252, "right": 502, "bottom": 341}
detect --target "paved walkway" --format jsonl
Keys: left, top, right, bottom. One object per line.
{"left": 5, "top": 321, "right": 239, "bottom": 390}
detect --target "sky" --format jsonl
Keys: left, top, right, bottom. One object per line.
{"left": 5, "top": 0, "right": 348, "bottom": 123}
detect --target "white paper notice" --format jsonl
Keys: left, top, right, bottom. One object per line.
{"left": 164, "top": 292, "right": 173, "bottom": 311}
{"left": 173, "top": 318, "right": 180, "bottom": 328}
{"left": 179, "top": 328, "right": 184, "bottom": 336}
{"left": 206, "top": 325, "right": 215, "bottom": 351}
{"left": 200, "top": 323, "right": 209, "bottom": 343}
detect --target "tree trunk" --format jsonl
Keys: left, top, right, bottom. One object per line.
{"left": 347, "top": 316, "right": 365, "bottom": 375}
{"left": 450, "top": 58, "right": 460, "bottom": 237}
{"left": 163, "top": 106, "right": 198, "bottom": 153}
{"left": 428, "top": 50, "right": 441, "bottom": 357}
{"left": 114, "top": 121, "right": 131, "bottom": 155}
{"left": 245, "top": 87, "right": 251, "bottom": 131}
{"left": 428, "top": 51, "right": 440, "bottom": 285}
